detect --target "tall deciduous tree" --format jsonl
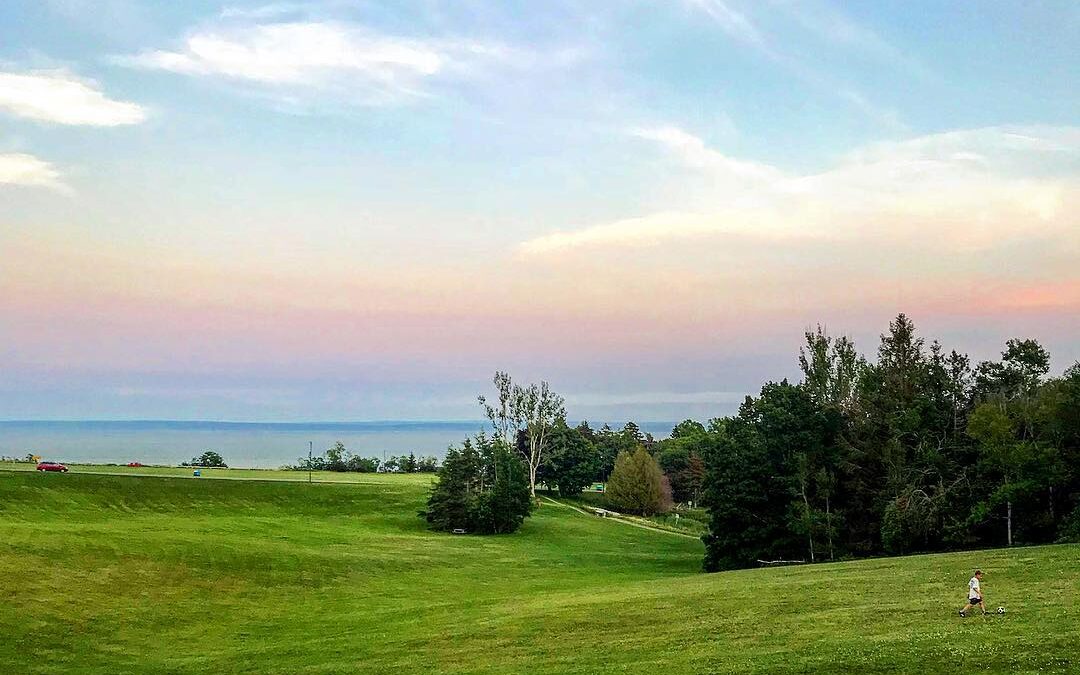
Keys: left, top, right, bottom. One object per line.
{"left": 479, "top": 371, "right": 565, "bottom": 497}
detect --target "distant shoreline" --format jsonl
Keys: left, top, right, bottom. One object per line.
{"left": 0, "top": 419, "right": 677, "bottom": 428}
{"left": 0, "top": 420, "right": 677, "bottom": 469}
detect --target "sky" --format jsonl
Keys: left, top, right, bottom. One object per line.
{"left": 1, "top": 0, "right": 1078, "bottom": 422}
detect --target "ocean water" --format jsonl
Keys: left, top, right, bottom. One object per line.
{"left": 0, "top": 420, "right": 676, "bottom": 469}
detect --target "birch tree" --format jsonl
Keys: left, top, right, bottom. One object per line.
{"left": 478, "top": 371, "right": 565, "bottom": 498}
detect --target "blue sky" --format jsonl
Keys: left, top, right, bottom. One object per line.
{"left": 1, "top": 1, "right": 1078, "bottom": 421}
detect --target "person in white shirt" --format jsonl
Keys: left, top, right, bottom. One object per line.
{"left": 959, "top": 570, "right": 986, "bottom": 617}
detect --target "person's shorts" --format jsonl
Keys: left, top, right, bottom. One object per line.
{"left": 969, "top": 597, "right": 983, "bottom": 604}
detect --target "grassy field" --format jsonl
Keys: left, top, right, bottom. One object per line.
{"left": 1, "top": 470, "right": 1077, "bottom": 674}
{"left": 0, "top": 462, "right": 420, "bottom": 484}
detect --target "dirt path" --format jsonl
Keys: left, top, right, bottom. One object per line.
{"left": 541, "top": 496, "right": 701, "bottom": 540}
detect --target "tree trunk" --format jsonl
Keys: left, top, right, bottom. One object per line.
{"left": 825, "top": 494, "right": 833, "bottom": 561}
{"left": 1007, "top": 499, "right": 1013, "bottom": 547}
{"left": 802, "top": 485, "right": 815, "bottom": 563}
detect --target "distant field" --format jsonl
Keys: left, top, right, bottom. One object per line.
{"left": 1, "top": 471, "right": 1077, "bottom": 673}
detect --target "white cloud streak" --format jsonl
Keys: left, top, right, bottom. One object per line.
{"left": 118, "top": 20, "right": 513, "bottom": 107}
{"left": 0, "top": 153, "right": 68, "bottom": 191}
{"left": 629, "top": 126, "right": 785, "bottom": 184}
{"left": 518, "top": 125, "right": 1079, "bottom": 256}
{"left": 0, "top": 70, "right": 146, "bottom": 126}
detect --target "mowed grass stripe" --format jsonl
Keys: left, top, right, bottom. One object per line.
{"left": 1, "top": 471, "right": 1076, "bottom": 673}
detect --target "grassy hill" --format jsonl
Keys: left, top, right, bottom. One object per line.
{"left": 1, "top": 469, "right": 1077, "bottom": 674}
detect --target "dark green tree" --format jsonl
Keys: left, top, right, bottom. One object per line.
{"left": 189, "top": 450, "right": 227, "bottom": 468}
{"left": 701, "top": 407, "right": 791, "bottom": 571}
{"left": 425, "top": 441, "right": 482, "bottom": 532}
{"left": 474, "top": 443, "right": 533, "bottom": 534}
{"left": 540, "top": 421, "right": 599, "bottom": 497}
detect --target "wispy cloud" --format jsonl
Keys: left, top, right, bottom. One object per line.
{"left": 117, "top": 19, "right": 521, "bottom": 107}
{"left": 629, "top": 126, "right": 785, "bottom": 184}
{"left": 684, "top": 0, "right": 907, "bottom": 130}
{"left": 768, "top": 0, "right": 936, "bottom": 82}
{"left": 685, "top": 0, "right": 770, "bottom": 50}
{"left": 0, "top": 152, "right": 68, "bottom": 191}
{"left": 0, "top": 70, "right": 146, "bottom": 126}
{"left": 519, "top": 211, "right": 724, "bottom": 256}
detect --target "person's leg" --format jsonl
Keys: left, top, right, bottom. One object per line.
{"left": 978, "top": 600, "right": 987, "bottom": 615}
{"left": 960, "top": 601, "right": 973, "bottom": 616}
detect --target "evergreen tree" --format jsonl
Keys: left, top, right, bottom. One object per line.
{"left": 605, "top": 447, "right": 666, "bottom": 516}
{"left": 424, "top": 435, "right": 532, "bottom": 534}
{"left": 425, "top": 441, "right": 482, "bottom": 532}
{"left": 474, "top": 443, "right": 533, "bottom": 534}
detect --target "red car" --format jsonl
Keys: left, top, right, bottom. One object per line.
{"left": 36, "top": 461, "right": 69, "bottom": 472}
{"left": 127, "top": 462, "right": 144, "bottom": 467}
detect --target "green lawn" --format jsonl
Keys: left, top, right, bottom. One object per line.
{"left": 1, "top": 470, "right": 1077, "bottom": 673}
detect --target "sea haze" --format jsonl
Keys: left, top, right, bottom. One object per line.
{"left": 0, "top": 420, "right": 676, "bottom": 469}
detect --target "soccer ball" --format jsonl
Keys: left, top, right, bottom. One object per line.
{"left": 997, "top": 607, "right": 1006, "bottom": 614}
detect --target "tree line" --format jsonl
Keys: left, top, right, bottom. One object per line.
{"left": 425, "top": 318, "right": 1079, "bottom": 565}
{"left": 698, "top": 314, "right": 1080, "bottom": 570}
{"left": 289, "top": 442, "right": 439, "bottom": 473}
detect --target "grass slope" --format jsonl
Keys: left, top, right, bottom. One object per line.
{"left": 1, "top": 470, "right": 1077, "bottom": 674}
